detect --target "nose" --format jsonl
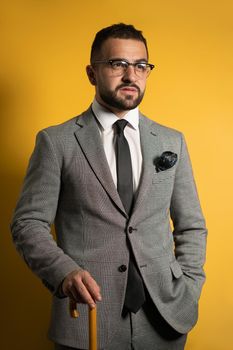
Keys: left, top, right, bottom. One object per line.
{"left": 122, "top": 65, "right": 137, "bottom": 83}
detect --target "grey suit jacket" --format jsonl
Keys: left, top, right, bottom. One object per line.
{"left": 11, "top": 107, "right": 207, "bottom": 349}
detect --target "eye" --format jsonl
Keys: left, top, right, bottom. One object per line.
{"left": 111, "top": 60, "right": 128, "bottom": 70}
{"left": 135, "top": 62, "right": 147, "bottom": 71}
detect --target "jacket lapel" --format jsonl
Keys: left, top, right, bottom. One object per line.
{"left": 74, "top": 108, "right": 126, "bottom": 216}
{"left": 131, "top": 114, "right": 161, "bottom": 219}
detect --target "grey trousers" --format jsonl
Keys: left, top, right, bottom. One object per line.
{"left": 55, "top": 297, "right": 187, "bottom": 350}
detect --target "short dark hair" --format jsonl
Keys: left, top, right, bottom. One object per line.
{"left": 90, "top": 23, "right": 148, "bottom": 63}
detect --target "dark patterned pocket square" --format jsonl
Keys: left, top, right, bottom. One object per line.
{"left": 155, "top": 151, "right": 177, "bottom": 172}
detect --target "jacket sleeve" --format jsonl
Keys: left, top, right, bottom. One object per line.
{"left": 170, "top": 133, "right": 207, "bottom": 299}
{"left": 11, "top": 130, "right": 80, "bottom": 295}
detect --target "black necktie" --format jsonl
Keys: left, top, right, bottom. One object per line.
{"left": 115, "top": 119, "right": 146, "bottom": 313}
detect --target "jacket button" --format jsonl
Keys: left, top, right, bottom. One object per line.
{"left": 118, "top": 265, "right": 127, "bottom": 272}
{"left": 128, "top": 226, "right": 133, "bottom": 233}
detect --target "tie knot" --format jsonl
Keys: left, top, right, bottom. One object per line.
{"left": 114, "top": 119, "right": 128, "bottom": 134}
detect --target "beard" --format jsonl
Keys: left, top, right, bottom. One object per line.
{"left": 98, "top": 84, "right": 145, "bottom": 111}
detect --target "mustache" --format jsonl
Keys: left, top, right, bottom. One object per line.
{"left": 116, "top": 83, "right": 140, "bottom": 93}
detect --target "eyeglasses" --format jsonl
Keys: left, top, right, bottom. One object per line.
{"left": 92, "top": 59, "right": 155, "bottom": 78}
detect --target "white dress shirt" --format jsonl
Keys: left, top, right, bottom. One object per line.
{"left": 92, "top": 99, "right": 142, "bottom": 193}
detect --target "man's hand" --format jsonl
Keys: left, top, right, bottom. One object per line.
{"left": 62, "top": 269, "right": 102, "bottom": 309}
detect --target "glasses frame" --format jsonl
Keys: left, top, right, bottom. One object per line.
{"left": 92, "top": 59, "right": 155, "bottom": 77}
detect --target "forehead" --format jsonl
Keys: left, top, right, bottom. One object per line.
{"left": 100, "top": 38, "right": 148, "bottom": 60}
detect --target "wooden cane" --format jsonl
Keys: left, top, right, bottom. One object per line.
{"left": 89, "top": 306, "right": 97, "bottom": 350}
{"left": 69, "top": 299, "right": 97, "bottom": 350}
{"left": 69, "top": 298, "right": 79, "bottom": 318}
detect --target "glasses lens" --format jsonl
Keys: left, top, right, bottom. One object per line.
{"left": 110, "top": 60, "right": 128, "bottom": 75}
{"left": 135, "top": 63, "right": 150, "bottom": 77}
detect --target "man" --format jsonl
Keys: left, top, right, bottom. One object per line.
{"left": 11, "top": 23, "right": 207, "bottom": 350}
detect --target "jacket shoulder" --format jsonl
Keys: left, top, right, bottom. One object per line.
{"left": 37, "top": 107, "right": 92, "bottom": 141}
{"left": 42, "top": 115, "right": 79, "bottom": 137}
{"left": 140, "top": 113, "right": 183, "bottom": 139}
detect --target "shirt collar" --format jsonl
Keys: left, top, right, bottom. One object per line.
{"left": 92, "top": 99, "right": 139, "bottom": 131}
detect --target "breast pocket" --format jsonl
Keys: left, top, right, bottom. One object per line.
{"left": 152, "top": 169, "right": 176, "bottom": 183}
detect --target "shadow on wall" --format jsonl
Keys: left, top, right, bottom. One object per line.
{"left": 0, "top": 77, "right": 54, "bottom": 350}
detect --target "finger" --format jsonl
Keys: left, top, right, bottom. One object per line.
{"left": 70, "top": 285, "right": 82, "bottom": 301}
{"left": 82, "top": 273, "right": 102, "bottom": 302}
{"left": 74, "top": 279, "right": 97, "bottom": 309}
{"left": 65, "top": 288, "right": 78, "bottom": 302}
{"left": 67, "top": 288, "right": 88, "bottom": 304}
{"left": 64, "top": 276, "right": 96, "bottom": 305}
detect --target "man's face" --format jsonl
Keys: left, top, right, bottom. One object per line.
{"left": 87, "top": 38, "right": 148, "bottom": 116}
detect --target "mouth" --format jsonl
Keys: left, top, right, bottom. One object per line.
{"left": 118, "top": 86, "right": 139, "bottom": 94}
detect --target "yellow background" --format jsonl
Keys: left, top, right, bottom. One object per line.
{"left": 1, "top": 1, "right": 232, "bottom": 349}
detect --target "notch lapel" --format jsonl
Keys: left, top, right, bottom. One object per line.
{"left": 131, "top": 114, "right": 161, "bottom": 219}
{"left": 74, "top": 108, "right": 126, "bottom": 216}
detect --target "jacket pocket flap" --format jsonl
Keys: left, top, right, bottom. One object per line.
{"left": 170, "top": 260, "right": 183, "bottom": 279}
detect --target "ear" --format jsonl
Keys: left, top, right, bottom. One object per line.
{"left": 86, "top": 65, "right": 96, "bottom": 86}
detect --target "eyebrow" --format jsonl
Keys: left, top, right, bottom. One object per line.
{"left": 109, "top": 57, "right": 148, "bottom": 63}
